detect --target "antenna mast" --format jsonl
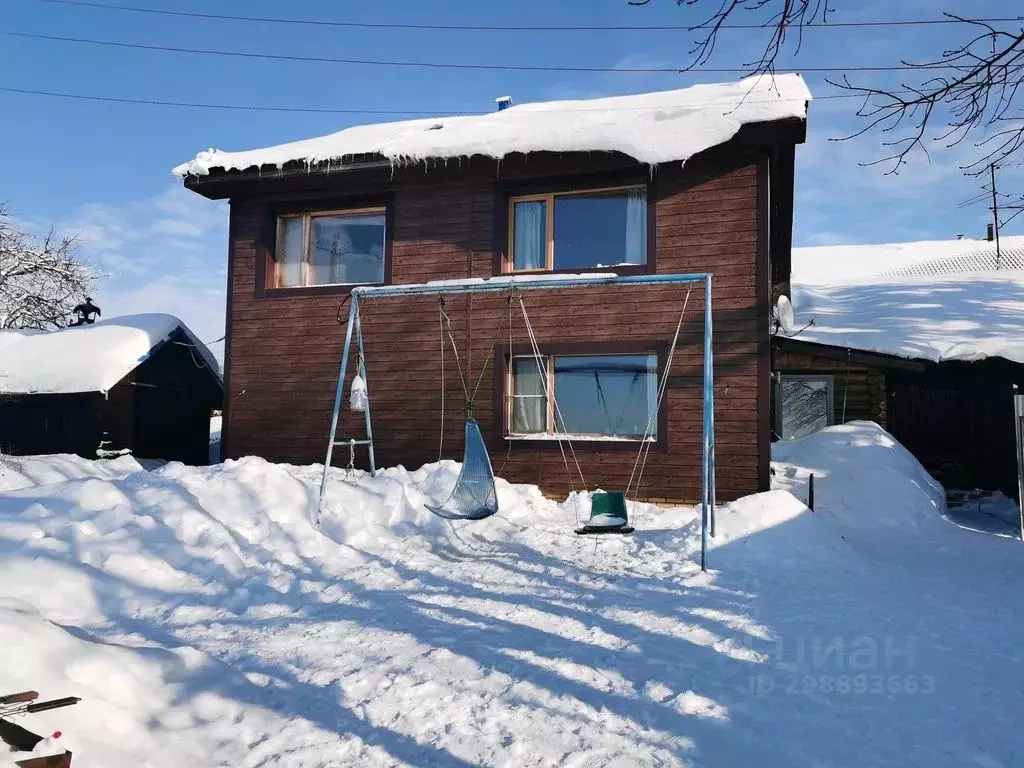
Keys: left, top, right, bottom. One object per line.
{"left": 991, "top": 163, "right": 1002, "bottom": 269}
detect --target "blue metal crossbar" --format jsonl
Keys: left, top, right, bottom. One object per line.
{"left": 316, "top": 272, "right": 717, "bottom": 570}
{"left": 353, "top": 272, "right": 713, "bottom": 299}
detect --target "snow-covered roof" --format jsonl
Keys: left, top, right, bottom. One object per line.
{"left": 0, "top": 314, "right": 220, "bottom": 395}
{"left": 173, "top": 74, "right": 811, "bottom": 177}
{"left": 877, "top": 245, "right": 1024, "bottom": 279}
{"left": 788, "top": 237, "right": 1024, "bottom": 364}
{"left": 793, "top": 235, "right": 1024, "bottom": 285}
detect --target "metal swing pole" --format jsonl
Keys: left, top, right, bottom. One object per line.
{"left": 353, "top": 302, "right": 377, "bottom": 476}
{"left": 699, "top": 275, "right": 713, "bottom": 571}
{"left": 708, "top": 281, "right": 717, "bottom": 539}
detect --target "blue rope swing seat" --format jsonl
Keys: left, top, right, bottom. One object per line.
{"left": 424, "top": 295, "right": 512, "bottom": 522}
{"left": 425, "top": 418, "right": 499, "bottom": 520}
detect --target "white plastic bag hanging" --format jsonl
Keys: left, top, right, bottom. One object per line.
{"left": 349, "top": 374, "right": 368, "bottom": 412}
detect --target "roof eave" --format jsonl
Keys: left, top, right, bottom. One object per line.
{"left": 181, "top": 115, "right": 808, "bottom": 200}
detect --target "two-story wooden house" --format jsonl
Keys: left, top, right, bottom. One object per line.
{"left": 175, "top": 75, "right": 810, "bottom": 502}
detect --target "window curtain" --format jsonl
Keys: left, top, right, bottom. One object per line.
{"left": 644, "top": 354, "right": 659, "bottom": 438}
{"left": 279, "top": 217, "right": 304, "bottom": 287}
{"left": 624, "top": 188, "right": 647, "bottom": 265}
{"left": 514, "top": 201, "right": 546, "bottom": 270}
{"left": 513, "top": 359, "right": 546, "bottom": 433}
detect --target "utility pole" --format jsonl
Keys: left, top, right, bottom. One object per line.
{"left": 990, "top": 162, "right": 1002, "bottom": 269}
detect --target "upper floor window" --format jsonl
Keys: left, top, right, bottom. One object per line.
{"left": 273, "top": 208, "right": 386, "bottom": 288}
{"left": 507, "top": 186, "right": 647, "bottom": 272}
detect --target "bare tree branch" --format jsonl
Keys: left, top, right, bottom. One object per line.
{"left": 0, "top": 204, "right": 97, "bottom": 330}
{"left": 828, "top": 16, "right": 1024, "bottom": 174}
{"left": 631, "top": 2, "right": 1024, "bottom": 172}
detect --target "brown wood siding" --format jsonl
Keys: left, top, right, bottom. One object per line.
{"left": 221, "top": 154, "right": 769, "bottom": 503}
{"left": 774, "top": 347, "right": 887, "bottom": 428}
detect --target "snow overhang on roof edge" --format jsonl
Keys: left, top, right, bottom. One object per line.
{"left": 173, "top": 74, "right": 811, "bottom": 179}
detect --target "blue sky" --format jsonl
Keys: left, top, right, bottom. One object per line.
{"left": 2, "top": 0, "right": 1021, "bottom": 351}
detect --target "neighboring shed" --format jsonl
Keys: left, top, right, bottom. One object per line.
{"left": 774, "top": 237, "right": 1024, "bottom": 497}
{"left": 0, "top": 315, "right": 222, "bottom": 465}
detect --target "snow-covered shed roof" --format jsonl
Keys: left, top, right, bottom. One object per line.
{"left": 173, "top": 74, "right": 811, "bottom": 177}
{"left": 788, "top": 236, "right": 1024, "bottom": 365}
{"left": 0, "top": 314, "right": 220, "bottom": 395}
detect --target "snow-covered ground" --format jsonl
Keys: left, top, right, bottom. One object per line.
{"left": 1, "top": 422, "right": 1023, "bottom": 766}
{"left": 946, "top": 491, "right": 1023, "bottom": 539}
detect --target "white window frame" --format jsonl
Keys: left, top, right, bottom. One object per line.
{"left": 273, "top": 207, "right": 387, "bottom": 289}
{"left": 505, "top": 185, "right": 647, "bottom": 273}
{"left": 776, "top": 373, "right": 835, "bottom": 440}
{"left": 506, "top": 352, "right": 659, "bottom": 442}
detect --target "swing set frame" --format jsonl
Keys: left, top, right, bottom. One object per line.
{"left": 317, "top": 272, "right": 718, "bottom": 569}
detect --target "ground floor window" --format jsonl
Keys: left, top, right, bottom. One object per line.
{"left": 509, "top": 353, "right": 658, "bottom": 440}
{"left": 777, "top": 373, "right": 835, "bottom": 439}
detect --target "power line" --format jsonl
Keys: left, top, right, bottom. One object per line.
{"left": 0, "top": 83, "right": 907, "bottom": 115}
{"left": 0, "top": 86, "right": 469, "bottom": 115}
{"left": 36, "top": 0, "right": 1024, "bottom": 33}
{"left": 0, "top": 30, "right": 971, "bottom": 73}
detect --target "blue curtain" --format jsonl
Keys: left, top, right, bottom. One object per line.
{"left": 514, "top": 201, "right": 546, "bottom": 270}
{"left": 624, "top": 188, "right": 646, "bottom": 265}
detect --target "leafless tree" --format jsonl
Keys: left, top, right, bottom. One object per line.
{"left": 629, "top": 1, "right": 1024, "bottom": 174}
{"left": 0, "top": 204, "right": 96, "bottom": 330}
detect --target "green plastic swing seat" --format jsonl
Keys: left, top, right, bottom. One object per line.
{"left": 575, "top": 491, "right": 635, "bottom": 535}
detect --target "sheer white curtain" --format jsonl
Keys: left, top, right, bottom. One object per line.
{"left": 624, "top": 189, "right": 646, "bottom": 265}
{"left": 278, "top": 217, "right": 304, "bottom": 287}
{"left": 512, "top": 359, "right": 546, "bottom": 433}
{"left": 514, "top": 201, "right": 546, "bottom": 270}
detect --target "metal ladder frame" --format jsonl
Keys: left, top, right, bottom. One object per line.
{"left": 317, "top": 295, "right": 377, "bottom": 516}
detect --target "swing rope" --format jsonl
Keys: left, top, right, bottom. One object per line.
{"left": 439, "top": 301, "right": 446, "bottom": 462}
{"left": 439, "top": 299, "right": 471, "bottom": 412}
{"left": 626, "top": 284, "right": 693, "bottom": 500}
{"left": 517, "top": 297, "right": 587, "bottom": 527}
{"left": 496, "top": 287, "right": 518, "bottom": 477}
{"left": 438, "top": 295, "right": 513, "bottom": 420}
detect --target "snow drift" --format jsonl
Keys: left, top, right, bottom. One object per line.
{"left": 173, "top": 74, "right": 811, "bottom": 176}
{"left": 772, "top": 420, "right": 946, "bottom": 531}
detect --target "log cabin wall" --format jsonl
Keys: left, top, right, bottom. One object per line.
{"left": 773, "top": 346, "right": 887, "bottom": 429}
{"left": 217, "top": 148, "right": 783, "bottom": 503}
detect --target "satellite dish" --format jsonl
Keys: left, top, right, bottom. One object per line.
{"left": 775, "top": 295, "right": 796, "bottom": 335}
